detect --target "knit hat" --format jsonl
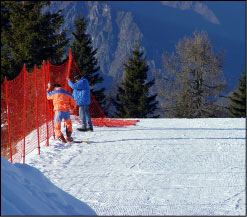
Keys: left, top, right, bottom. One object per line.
{"left": 74, "top": 74, "right": 81, "bottom": 80}
{"left": 54, "top": 83, "right": 61, "bottom": 88}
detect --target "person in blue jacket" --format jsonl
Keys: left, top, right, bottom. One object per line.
{"left": 68, "top": 74, "right": 93, "bottom": 132}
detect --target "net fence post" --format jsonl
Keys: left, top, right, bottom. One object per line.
{"left": 34, "top": 65, "right": 40, "bottom": 155}
{"left": 64, "top": 48, "right": 73, "bottom": 128}
{"left": 47, "top": 60, "right": 55, "bottom": 139}
{"left": 5, "top": 77, "right": 12, "bottom": 163}
{"left": 23, "top": 64, "right": 26, "bottom": 164}
{"left": 65, "top": 48, "right": 72, "bottom": 92}
{"left": 43, "top": 60, "right": 49, "bottom": 146}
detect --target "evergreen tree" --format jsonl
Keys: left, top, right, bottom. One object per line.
{"left": 114, "top": 43, "right": 159, "bottom": 118}
{"left": 229, "top": 72, "right": 246, "bottom": 117}
{"left": 71, "top": 15, "right": 106, "bottom": 111}
{"left": 1, "top": 1, "right": 69, "bottom": 83}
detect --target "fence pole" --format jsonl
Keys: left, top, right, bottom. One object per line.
{"left": 63, "top": 48, "right": 73, "bottom": 128}
{"left": 34, "top": 65, "right": 40, "bottom": 155}
{"left": 47, "top": 60, "right": 55, "bottom": 139}
{"left": 43, "top": 60, "right": 49, "bottom": 147}
{"left": 5, "top": 77, "right": 12, "bottom": 163}
{"left": 51, "top": 104, "right": 55, "bottom": 140}
{"left": 65, "top": 48, "right": 72, "bottom": 92}
{"left": 23, "top": 64, "right": 26, "bottom": 164}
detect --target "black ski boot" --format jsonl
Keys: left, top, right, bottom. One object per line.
{"left": 58, "top": 135, "right": 67, "bottom": 143}
{"left": 66, "top": 128, "right": 73, "bottom": 142}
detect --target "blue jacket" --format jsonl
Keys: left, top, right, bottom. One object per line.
{"left": 68, "top": 77, "right": 91, "bottom": 105}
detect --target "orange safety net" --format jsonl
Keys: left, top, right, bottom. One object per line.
{"left": 1, "top": 49, "right": 139, "bottom": 163}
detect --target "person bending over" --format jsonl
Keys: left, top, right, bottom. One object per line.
{"left": 47, "top": 83, "right": 77, "bottom": 143}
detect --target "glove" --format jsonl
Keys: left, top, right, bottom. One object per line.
{"left": 47, "top": 83, "right": 52, "bottom": 92}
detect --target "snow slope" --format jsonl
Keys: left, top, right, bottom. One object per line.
{"left": 1, "top": 157, "right": 96, "bottom": 215}
{"left": 3, "top": 117, "right": 246, "bottom": 215}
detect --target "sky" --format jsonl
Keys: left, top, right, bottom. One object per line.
{"left": 1, "top": 117, "right": 246, "bottom": 215}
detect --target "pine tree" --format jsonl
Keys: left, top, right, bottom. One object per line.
{"left": 1, "top": 1, "right": 69, "bottom": 83}
{"left": 114, "top": 43, "right": 159, "bottom": 118}
{"left": 71, "top": 15, "right": 106, "bottom": 111}
{"left": 1, "top": 1, "right": 11, "bottom": 80}
{"left": 229, "top": 72, "right": 246, "bottom": 117}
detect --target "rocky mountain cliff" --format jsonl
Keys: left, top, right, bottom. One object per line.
{"left": 43, "top": 1, "right": 147, "bottom": 92}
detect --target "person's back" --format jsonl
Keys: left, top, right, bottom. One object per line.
{"left": 47, "top": 86, "right": 76, "bottom": 112}
{"left": 47, "top": 83, "right": 77, "bottom": 143}
{"left": 69, "top": 77, "right": 91, "bottom": 106}
{"left": 68, "top": 75, "right": 93, "bottom": 132}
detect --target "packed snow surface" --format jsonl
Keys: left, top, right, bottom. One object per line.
{"left": 4, "top": 117, "right": 246, "bottom": 215}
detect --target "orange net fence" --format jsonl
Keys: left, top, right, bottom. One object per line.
{"left": 1, "top": 49, "right": 139, "bottom": 164}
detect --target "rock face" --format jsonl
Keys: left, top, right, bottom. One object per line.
{"left": 110, "top": 11, "right": 143, "bottom": 80}
{"left": 87, "top": 2, "right": 144, "bottom": 83}
{"left": 85, "top": 2, "right": 146, "bottom": 89}
{"left": 44, "top": 1, "right": 145, "bottom": 91}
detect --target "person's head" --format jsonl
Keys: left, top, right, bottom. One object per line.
{"left": 74, "top": 74, "right": 81, "bottom": 82}
{"left": 54, "top": 83, "right": 61, "bottom": 88}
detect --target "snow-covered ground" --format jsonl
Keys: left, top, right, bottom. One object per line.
{"left": 3, "top": 117, "right": 246, "bottom": 215}
{"left": 1, "top": 157, "right": 96, "bottom": 215}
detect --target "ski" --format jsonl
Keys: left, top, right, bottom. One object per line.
{"left": 72, "top": 140, "right": 92, "bottom": 144}
{"left": 54, "top": 138, "right": 92, "bottom": 144}
{"left": 77, "top": 128, "right": 93, "bottom": 132}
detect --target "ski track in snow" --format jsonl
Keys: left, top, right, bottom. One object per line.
{"left": 26, "top": 118, "right": 246, "bottom": 215}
